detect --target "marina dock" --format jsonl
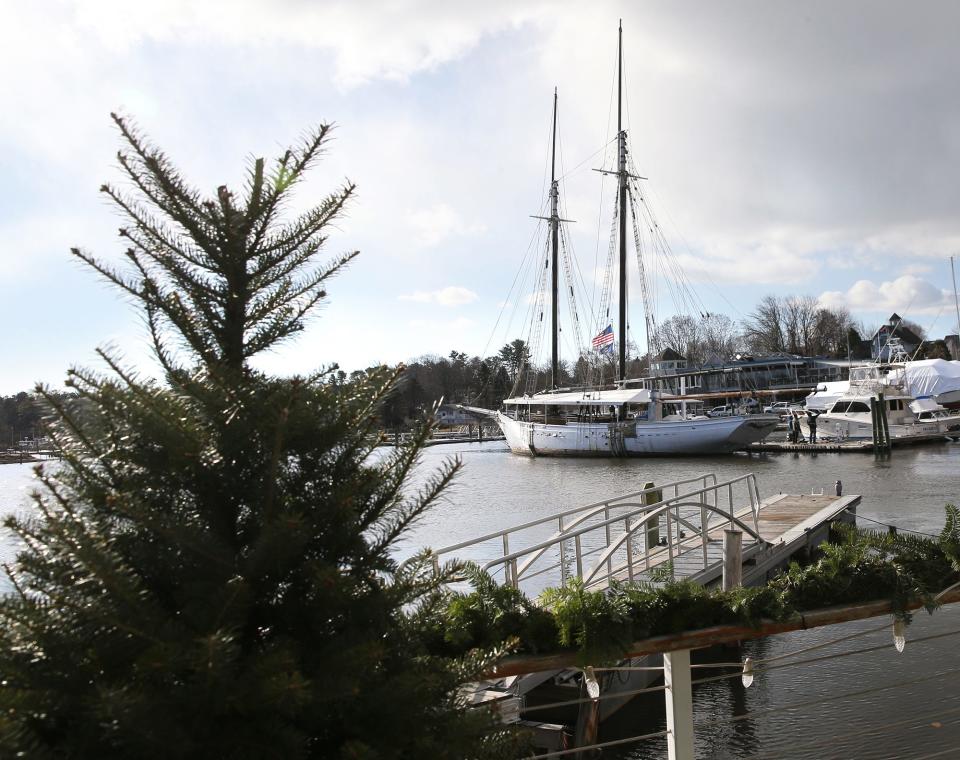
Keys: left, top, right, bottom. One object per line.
{"left": 437, "top": 474, "right": 862, "bottom": 752}
{"left": 745, "top": 432, "right": 954, "bottom": 453}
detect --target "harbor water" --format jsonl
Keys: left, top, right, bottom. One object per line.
{"left": 3, "top": 442, "right": 960, "bottom": 757}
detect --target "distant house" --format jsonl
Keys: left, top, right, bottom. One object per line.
{"left": 651, "top": 347, "right": 687, "bottom": 375}
{"left": 946, "top": 334, "right": 960, "bottom": 361}
{"left": 871, "top": 313, "right": 923, "bottom": 360}
{"left": 436, "top": 404, "right": 482, "bottom": 427}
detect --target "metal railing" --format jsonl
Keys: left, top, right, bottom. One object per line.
{"left": 433, "top": 473, "right": 764, "bottom": 594}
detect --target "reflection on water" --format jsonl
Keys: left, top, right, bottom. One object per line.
{"left": 3, "top": 442, "right": 960, "bottom": 757}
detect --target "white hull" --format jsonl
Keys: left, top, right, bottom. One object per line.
{"left": 799, "top": 414, "right": 959, "bottom": 441}
{"left": 495, "top": 412, "right": 778, "bottom": 456}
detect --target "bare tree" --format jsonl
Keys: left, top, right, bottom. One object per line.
{"left": 658, "top": 315, "right": 702, "bottom": 361}
{"left": 742, "top": 295, "right": 786, "bottom": 354}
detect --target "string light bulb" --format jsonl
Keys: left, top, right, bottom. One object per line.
{"left": 893, "top": 619, "right": 906, "bottom": 653}
{"left": 742, "top": 657, "right": 754, "bottom": 688}
{"left": 583, "top": 666, "right": 600, "bottom": 699}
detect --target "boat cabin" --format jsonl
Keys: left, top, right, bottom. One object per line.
{"left": 501, "top": 389, "right": 658, "bottom": 424}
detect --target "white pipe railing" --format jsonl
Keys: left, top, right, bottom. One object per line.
{"left": 433, "top": 473, "right": 763, "bottom": 593}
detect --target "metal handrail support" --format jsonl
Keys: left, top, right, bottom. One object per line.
{"left": 580, "top": 502, "right": 764, "bottom": 586}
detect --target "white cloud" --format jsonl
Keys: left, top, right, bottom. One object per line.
{"left": 407, "top": 203, "right": 486, "bottom": 247}
{"left": 819, "top": 275, "right": 951, "bottom": 314}
{"left": 60, "top": 0, "right": 542, "bottom": 89}
{"left": 399, "top": 286, "right": 478, "bottom": 306}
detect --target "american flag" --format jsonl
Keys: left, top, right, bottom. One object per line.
{"left": 592, "top": 325, "right": 614, "bottom": 352}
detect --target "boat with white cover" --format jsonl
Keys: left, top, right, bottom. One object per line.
{"left": 798, "top": 364, "right": 960, "bottom": 441}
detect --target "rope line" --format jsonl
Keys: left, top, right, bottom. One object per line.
{"left": 520, "top": 682, "right": 667, "bottom": 714}
{"left": 844, "top": 507, "right": 941, "bottom": 537}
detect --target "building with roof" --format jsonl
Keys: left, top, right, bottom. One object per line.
{"left": 871, "top": 313, "right": 923, "bottom": 360}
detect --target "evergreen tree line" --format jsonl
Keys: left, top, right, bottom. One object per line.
{"left": 0, "top": 392, "right": 73, "bottom": 448}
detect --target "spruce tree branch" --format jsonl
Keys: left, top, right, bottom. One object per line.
{"left": 246, "top": 250, "right": 357, "bottom": 331}
{"left": 254, "top": 181, "right": 355, "bottom": 267}
{"left": 70, "top": 248, "right": 147, "bottom": 303}
{"left": 120, "top": 231, "right": 225, "bottom": 334}
{"left": 369, "top": 455, "right": 460, "bottom": 560}
{"left": 103, "top": 179, "right": 218, "bottom": 274}
{"left": 111, "top": 113, "right": 219, "bottom": 254}
{"left": 94, "top": 348, "right": 196, "bottom": 437}
{"left": 248, "top": 125, "right": 333, "bottom": 254}
{"left": 145, "top": 304, "right": 183, "bottom": 378}
{"left": 123, "top": 234, "right": 220, "bottom": 312}
{"left": 2, "top": 564, "right": 30, "bottom": 605}
{"left": 36, "top": 384, "right": 119, "bottom": 485}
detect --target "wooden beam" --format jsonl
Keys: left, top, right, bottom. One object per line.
{"left": 487, "top": 588, "right": 960, "bottom": 678}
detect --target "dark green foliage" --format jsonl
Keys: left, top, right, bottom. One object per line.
{"left": 438, "top": 565, "right": 558, "bottom": 656}
{"left": 431, "top": 513, "right": 960, "bottom": 664}
{"left": 0, "top": 116, "right": 521, "bottom": 759}
{"left": 540, "top": 580, "right": 632, "bottom": 665}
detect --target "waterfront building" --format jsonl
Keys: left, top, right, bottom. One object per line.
{"left": 628, "top": 352, "right": 849, "bottom": 401}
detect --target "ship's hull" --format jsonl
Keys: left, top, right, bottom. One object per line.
{"left": 798, "top": 414, "right": 959, "bottom": 441}
{"left": 495, "top": 412, "right": 778, "bottom": 457}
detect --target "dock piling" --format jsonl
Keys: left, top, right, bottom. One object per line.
{"left": 722, "top": 530, "right": 743, "bottom": 591}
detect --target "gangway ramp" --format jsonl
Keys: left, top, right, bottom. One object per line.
{"left": 434, "top": 474, "right": 860, "bottom": 596}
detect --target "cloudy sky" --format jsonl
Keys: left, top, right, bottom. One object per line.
{"left": 3, "top": 1, "right": 960, "bottom": 393}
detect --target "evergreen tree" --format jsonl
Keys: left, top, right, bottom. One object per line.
{"left": 0, "top": 115, "right": 518, "bottom": 758}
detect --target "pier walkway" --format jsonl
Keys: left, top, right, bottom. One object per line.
{"left": 434, "top": 474, "right": 859, "bottom": 596}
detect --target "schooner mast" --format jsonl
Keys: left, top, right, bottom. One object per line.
{"left": 550, "top": 88, "right": 560, "bottom": 388}
{"left": 616, "top": 20, "right": 628, "bottom": 382}
{"left": 531, "top": 88, "right": 569, "bottom": 389}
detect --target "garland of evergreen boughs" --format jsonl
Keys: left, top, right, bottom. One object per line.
{"left": 427, "top": 505, "right": 960, "bottom": 665}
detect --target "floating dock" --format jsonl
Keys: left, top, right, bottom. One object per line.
{"left": 745, "top": 432, "right": 954, "bottom": 453}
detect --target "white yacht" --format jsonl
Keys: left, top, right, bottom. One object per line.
{"left": 798, "top": 364, "right": 960, "bottom": 441}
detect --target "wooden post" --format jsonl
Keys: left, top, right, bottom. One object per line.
{"left": 478, "top": 424, "right": 484, "bottom": 443}
{"left": 722, "top": 529, "right": 742, "bottom": 591}
{"left": 664, "top": 649, "right": 695, "bottom": 760}
{"left": 573, "top": 674, "right": 601, "bottom": 759}
{"left": 642, "top": 481, "right": 661, "bottom": 559}
{"left": 878, "top": 392, "right": 891, "bottom": 452}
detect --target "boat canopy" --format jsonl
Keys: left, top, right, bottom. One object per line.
{"left": 888, "top": 359, "right": 960, "bottom": 399}
{"left": 805, "top": 381, "right": 848, "bottom": 411}
{"left": 502, "top": 388, "right": 653, "bottom": 407}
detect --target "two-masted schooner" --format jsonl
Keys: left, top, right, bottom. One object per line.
{"left": 472, "top": 24, "right": 778, "bottom": 456}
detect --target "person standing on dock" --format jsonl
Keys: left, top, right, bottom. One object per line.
{"left": 807, "top": 409, "right": 821, "bottom": 444}
{"left": 790, "top": 411, "right": 803, "bottom": 443}
{"left": 787, "top": 413, "right": 796, "bottom": 443}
